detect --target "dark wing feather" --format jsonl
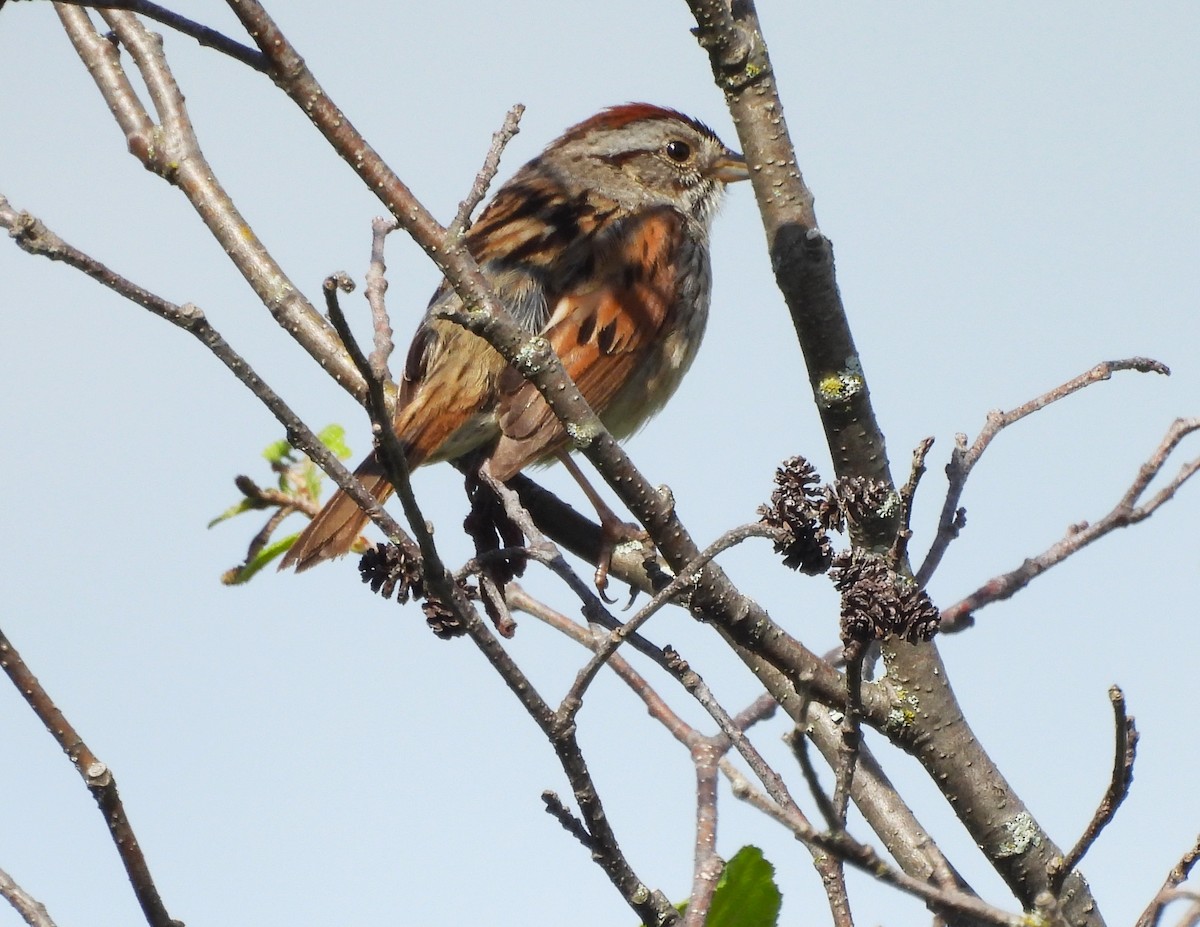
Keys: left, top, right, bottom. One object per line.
{"left": 488, "top": 209, "right": 682, "bottom": 479}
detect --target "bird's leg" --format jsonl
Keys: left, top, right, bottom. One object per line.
{"left": 555, "top": 451, "right": 649, "bottom": 601}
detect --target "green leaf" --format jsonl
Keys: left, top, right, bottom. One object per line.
{"left": 706, "top": 846, "right": 781, "bottom": 927}
{"left": 261, "top": 438, "right": 294, "bottom": 465}
{"left": 221, "top": 535, "right": 298, "bottom": 585}
{"left": 303, "top": 460, "right": 325, "bottom": 502}
{"left": 317, "top": 424, "right": 352, "bottom": 459}
{"left": 207, "top": 497, "right": 261, "bottom": 529}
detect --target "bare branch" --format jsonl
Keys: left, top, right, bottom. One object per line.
{"left": 541, "top": 791, "right": 594, "bottom": 851}
{"left": 448, "top": 103, "right": 525, "bottom": 239}
{"left": 0, "top": 196, "right": 410, "bottom": 556}
{"left": 685, "top": 0, "right": 895, "bottom": 524}
{"left": 813, "top": 857, "right": 854, "bottom": 927}
{"left": 893, "top": 436, "right": 935, "bottom": 568}
{"left": 942, "top": 415, "right": 1199, "bottom": 630}
{"left": 785, "top": 724, "right": 839, "bottom": 830}
{"left": 802, "top": 706, "right": 978, "bottom": 909}
{"left": 561, "top": 521, "right": 779, "bottom": 714}
{"left": 364, "top": 217, "right": 399, "bottom": 388}
{"left": 1135, "top": 834, "right": 1200, "bottom": 927}
{"left": 0, "top": 867, "right": 57, "bottom": 927}
{"left": 1049, "top": 686, "right": 1138, "bottom": 895}
{"left": 508, "top": 585, "right": 697, "bottom": 744}
{"left": 683, "top": 743, "right": 724, "bottom": 927}
{"left": 51, "top": 0, "right": 268, "bottom": 70}
{"left": 436, "top": 583, "right": 678, "bottom": 924}
{"left": 0, "top": 628, "right": 179, "bottom": 927}
{"left": 54, "top": 6, "right": 364, "bottom": 397}
{"left": 321, "top": 271, "right": 459, "bottom": 603}
{"left": 721, "top": 755, "right": 1021, "bottom": 926}
{"left": 831, "top": 642, "right": 866, "bottom": 826}
{"left": 918, "top": 357, "right": 1171, "bottom": 586}
{"left": 520, "top": 584, "right": 1001, "bottom": 926}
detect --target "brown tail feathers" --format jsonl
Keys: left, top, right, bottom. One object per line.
{"left": 279, "top": 455, "right": 394, "bottom": 572}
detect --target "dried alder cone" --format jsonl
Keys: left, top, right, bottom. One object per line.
{"left": 831, "top": 550, "right": 940, "bottom": 644}
{"left": 760, "top": 455, "right": 940, "bottom": 643}
{"left": 759, "top": 455, "right": 839, "bottom": 575}
{"left": 281, "top": 104, "right": 749, "bottom": 571}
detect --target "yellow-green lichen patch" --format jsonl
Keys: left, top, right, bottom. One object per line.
{"left": 815, "top": 360, "right": 865, "bottom": 408}
{"left": 882, "top": 687, "right": 920, "bottom": 734}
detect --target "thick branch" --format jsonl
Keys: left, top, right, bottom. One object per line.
{"left": 686, "top": 5, "right": 1106, "bottom": 922}
{"left": 686, "top": 0, "right": 894, "bottom": 534}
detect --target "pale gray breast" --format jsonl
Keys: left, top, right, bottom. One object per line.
{"left": 601, "top": 233, "right": 712, "bottom": 439}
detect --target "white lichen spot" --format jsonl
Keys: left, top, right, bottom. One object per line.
{"left": 882, "top": 687, "right": 919, "bottom": 734}
{"left": 565, "top": 421, "right": 599, "bottom": 449}
{"left": 997, "top": 812, "right": 1041, "bottom": 858}
{"left": 612, "top": 538, "right": 643, "bottom": 557}
{"left": 263, "top": 275, "right": 294, "bottom": 304}
{"left": 515, "top": 336, "right": 550, "bottom": 373}
{"left": 875, "top": 489, "right": 902, "bottom": 521}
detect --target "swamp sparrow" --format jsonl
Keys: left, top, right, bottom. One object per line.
{"left": 281, "top": 103, "right": 749, "bottom": 571}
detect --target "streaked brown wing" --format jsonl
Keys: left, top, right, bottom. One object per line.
{"left": 488, "top": 209, "right": 682, "bottom": 479}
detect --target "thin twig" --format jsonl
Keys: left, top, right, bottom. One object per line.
{"left": 54, "top": 7, "right": 363, "bottom": 396}
{"left": 541, "top": 791, "right": 595, "bottom": 850}
{"left": 683, "top": 743, "right": 725, "bottom": 927}
{"left": 941, "top": 416, "right": 1200, "bottom": 630}
{"left": 0, "top": 628, "right": 178, "bottom": 927}
{"left": 364, "top": 217, "right": 399, "bottom": 390}
{"left": 0, "top": 867, "right": 57, "bottom": 927}
{"left": 447, "top": 104, "right": 525, "bottom": 239}
{"left": 1049, "top": 686, "right": 1138, "bottom": 894}
{"left": 232, "top": 475, "right": 318, "bottom": 518}
{"left": 0, "top": 196, "right": 409, "bottom": 554}
{"left": 801, "top": 702, "right": 982, "bottom": 916}
{"left": 831, "top": 641, "right": 866, "bottom": 825}
{"left": 824, "top": 641, "right": 866, "bottom": 926}
{"left": 892, "top": 437, "right": 935, "bottom": 568}
{"left": 507, "top": 585, "right": 697, "bottom": 744}
{"left": 514, "top": 585, "right": 810, "bottom": 912}
{"left": 1134, "top": 835, "right": 1200, "bottom": 925}
{"left": 431, "top": 581, "right": 678, "bottom": 923}
{"left": 786, "top": 724, "right": 840, "bottom": 830}
{"left": 560, "top": 522, "right": 779, "bottom": 717}
{"left": 718, "top": 752, "right": 1021, "bottom": 926}
{"left": 660, "top": 646, "right": 808, "bottom": 832}
{"left": 521, "top": 585, "right": 998, "bottom": 927}
{"left": 53, "top": 0, "right": 268, "bottom": 70}
{"left": 730, "top": 692, "right": 780, "bottom": 732}
{"left": 813, "top": 855, "right": 854, "bottom": 927}
{"left": 918, "top": 357, "right": 1171, "bottom": 586}
{"left": 321, "top": 272, "right": 451, "bottom": 581}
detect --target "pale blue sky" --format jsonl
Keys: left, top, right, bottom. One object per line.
{"left": 1, "top": 3, "right": 1197, "bottom": 925}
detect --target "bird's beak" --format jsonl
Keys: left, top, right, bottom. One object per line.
{"left": 710, "top": 150, "right": 750, "bottom": 184}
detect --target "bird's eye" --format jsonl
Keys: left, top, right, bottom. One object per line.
{"left": 665, "top": 140, "right": 692, "bottom": 162}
